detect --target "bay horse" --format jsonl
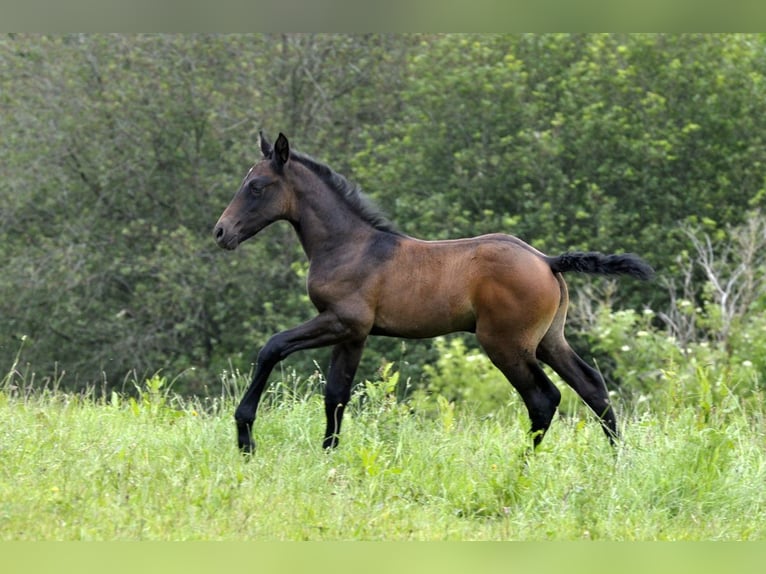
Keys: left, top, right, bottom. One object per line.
{"left": 213, "top": 132, "right": 653, "bottom": 454}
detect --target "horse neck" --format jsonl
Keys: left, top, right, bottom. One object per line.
{"left": 289, "top": 181, "right": 374, "bottom": 261}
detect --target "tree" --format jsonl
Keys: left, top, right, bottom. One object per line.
{"left": 4, "top": 34, "right": 766, "bottom": 394}
{"left": 0, "top": 34, "right": 419, "bottom": 391}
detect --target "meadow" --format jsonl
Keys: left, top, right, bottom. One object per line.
{"left": 1, "top": 366, "right": 764, "bottom": 541}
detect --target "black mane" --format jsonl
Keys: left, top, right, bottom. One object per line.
{"left": 290, "top": 151, "right": 401, "bottom": 235}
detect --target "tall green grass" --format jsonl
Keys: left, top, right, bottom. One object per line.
{"left": 1, "top": 363, "right": 764, "bottom": 541}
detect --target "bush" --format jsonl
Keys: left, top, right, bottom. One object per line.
{"left": 415, "top": 336, "right": 516, "bottom": 417}
{"left": 586, "top": 294, "right": 764, "bottom": 419}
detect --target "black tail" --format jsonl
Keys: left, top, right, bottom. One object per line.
{"left": 546, "top": 252, "right": 654, "bottom": 280}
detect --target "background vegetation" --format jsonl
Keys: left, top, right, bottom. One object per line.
{"left": 3, "top": 33, "right": 766, "bottom": 413}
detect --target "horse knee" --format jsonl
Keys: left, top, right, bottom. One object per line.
{"left": 234, "top": 404, "right": 255, "bottom": 425}
{"left": 257, "top": 335, "right": 285, "bottom": 367}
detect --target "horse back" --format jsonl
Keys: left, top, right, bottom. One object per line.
{"left": 371, "top": 233, "right": 561, "bottom": 340}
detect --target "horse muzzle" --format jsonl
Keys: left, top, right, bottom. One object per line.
{"left": 213, "top": 219, "right": 240, "bottom": 250}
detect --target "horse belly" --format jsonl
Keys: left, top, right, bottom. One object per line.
{"left": 373, "top": 281, "right": 476, "bottom": 338}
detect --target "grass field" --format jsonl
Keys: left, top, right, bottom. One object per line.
{"left": 1, "top": 371, "right": 764, "bottom": 541}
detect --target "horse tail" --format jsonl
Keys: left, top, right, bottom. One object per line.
{"left": 546, "top": 252, "right": 654, "bottom": 280}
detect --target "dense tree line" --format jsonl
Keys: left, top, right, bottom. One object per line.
{"left": 2, "top": 34, "right": 766, "bottom": 393}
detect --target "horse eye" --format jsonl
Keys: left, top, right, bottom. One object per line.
{"left": 249, "top": 181, "right": 263, "bottom": 195}
{"left": 249, "top": 178, "right": 271, "bottom": 196}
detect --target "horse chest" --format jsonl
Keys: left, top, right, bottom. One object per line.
{"left": 306, "top": 269, "right": 374, "bottom": 311}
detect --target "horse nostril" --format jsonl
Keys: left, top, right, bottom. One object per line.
{"left": 214, "top": 223, "right": 238, "bottom": 250}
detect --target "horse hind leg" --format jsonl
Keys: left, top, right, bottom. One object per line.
{"left": 537, "top": 332, "right": 619, "bottom": 443}
{"left": 477, "top": 333, "right": 562, "bottom": 447}
{"left": 537, "top": 271, "right": 618, "bottom": 444}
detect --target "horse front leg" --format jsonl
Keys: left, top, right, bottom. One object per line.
{"left": 233, "top": 311, "right": 358, "bottom": 454}
{"left": 323, "top": 339, "right": 366, "bottom": 449}
{"left": 233, "top": 343, "right": 279, "bottom": 454}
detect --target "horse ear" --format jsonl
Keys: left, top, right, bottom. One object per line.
{"left": 274, "top": 132, "right": 290, "bottom": 166}
{"left": 259, "top": 130, "right": 273, "bottom": 158}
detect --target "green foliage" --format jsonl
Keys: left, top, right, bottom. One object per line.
{"left": 5, "top": 33, "right": 766, "bottom": 394}
{"left": 415, "top": 337, "right": 514, "bottom": 417}
{"left": 584, "top": 277, "right": 765, "bottom": 420}
{"left": 0, "top": 33, "right": 414, "bottom": 390}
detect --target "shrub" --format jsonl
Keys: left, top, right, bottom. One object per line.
{"left": 415, "top": 336, "right": 516, "bottom": 417}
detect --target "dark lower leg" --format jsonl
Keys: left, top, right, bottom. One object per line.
{"left": 232, "top": 312, "right": 360, "bottom": 454}
{"left": 525, "top": 371, "right": 562, "bottom": 447}
{"left": 323, "top": 401, "right": 347, "bottom": 449}
{"left": 233, "top": 333, "right": 287, "bottom": 453}
{"left": 483, "top": 349, "right": 561, "bottom": 447}
{"left": 234, "top": 374, "right": 271, "bottom": 453}
{"left": 322, "top": 341, "right": 364, "bottom": 449}
{"left": 539, "top": 345, "right": 618, "bottom": 443}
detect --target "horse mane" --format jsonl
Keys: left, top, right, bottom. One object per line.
{"left": 290, "top": 151, "right": 402, "bottom": 235}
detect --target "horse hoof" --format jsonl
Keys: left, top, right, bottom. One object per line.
{"left": 238, "top": 439, "right": 256, "bottom": 455}
{"left": 322, "top": 435, "right": 339, "bottom": 449}
{"left": 237, "top": 430, "right": 256, "bottom": 454}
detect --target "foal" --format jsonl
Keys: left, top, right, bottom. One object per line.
{"left": 214, "top": 132, "right": 653, "bottom": 453}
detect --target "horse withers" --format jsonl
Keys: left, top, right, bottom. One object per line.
{"left": 213, "top": 131, "right": 653, "bottom": 454}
